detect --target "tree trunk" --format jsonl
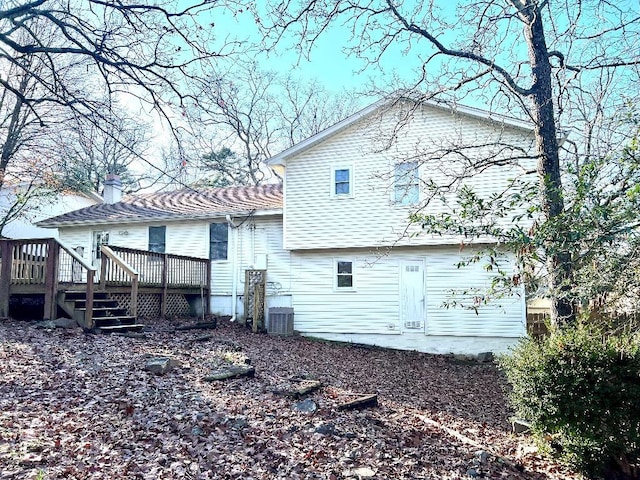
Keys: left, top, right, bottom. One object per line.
{"left": 522, "top": 3, "right": 575, "bottom": 327}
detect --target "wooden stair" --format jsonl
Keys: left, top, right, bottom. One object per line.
{"left": 58, "top": 291, "right": 145, "bottom": 333}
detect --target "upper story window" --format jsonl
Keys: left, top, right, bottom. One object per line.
{"left": 210, "top": 223, "right": 228, "bottom": 260}
{"left": 148, "top": 226, "right": 166, "bottom": 253}
{"left": 394, "top": 161, "right": 419, "bottom": 205}
{"left": 332, "top": 165, "right": 353, "bottom": 197}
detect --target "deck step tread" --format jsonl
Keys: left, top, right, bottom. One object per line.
{"left": 98, "top": 324, "right": 145, "bottom": 333}
{"left": 77, "top": 307, "right": 126, "bottom": 312}
{"left": 74, "top": 299, "right": 118, "bottom": 304}
{"left": 64, "top": 290, "right": 109, "bottom": 294}
{"left": 94, "top": 316, "right": 137, "bottom": 321}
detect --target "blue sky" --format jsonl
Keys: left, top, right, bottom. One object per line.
{"left": 209, "top": 6, "right": 421, "bottom": 95}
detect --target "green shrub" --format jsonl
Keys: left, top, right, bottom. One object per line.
{"left": 500, "top": 325, "right": 640, "bottom": 478}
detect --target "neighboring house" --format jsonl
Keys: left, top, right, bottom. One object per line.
{"left": 0, "top": 182, "right": 102, "bottom": 239}
{"left": 39, "top": 95, "right": 537, "bottom": 354}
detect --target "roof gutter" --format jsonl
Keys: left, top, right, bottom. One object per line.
{"left": 36, "top": 208, "right": 283, "bottom": 229}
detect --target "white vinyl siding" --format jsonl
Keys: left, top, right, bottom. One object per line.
{"left": 2, "top": 192, "right": 98, "bottom": 240}
{"left": 290, "top": 247, "right": 525, "bottom": 338}
{"left": 258, "top": 218, "right": 292, "bottom": 296}
{"left": 59, "top": 216, "right": 291, "bottom": 302}
{"left": 424, "top": 255, "right": 524, "bottom": 337}
{"left": 291, "top": 252, "right": 399, "bottom": 335}
{"left": 283, "top": 101, "right": 536, "bottom": 250}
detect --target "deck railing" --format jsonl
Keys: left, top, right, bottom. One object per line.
{"left": 100, "top": 245, "right": 139, "bottom": 317}
{"left": 103, "top": 245, "right": 210, "bottom": 288}
{"left": 99, "top": 245, "right": 210, "bottom": 318}
{"left": 0, "top": 238, "right": 96, "bottom": 323}
{"left": 1, "top": 238, "right": 49, "bottom": 285}
{"left": 0, "top": 238, "right": 210, "bottom": 322}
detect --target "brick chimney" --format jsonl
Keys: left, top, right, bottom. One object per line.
{"left": 103, "top": 174, "right": 122, "bottom": 204}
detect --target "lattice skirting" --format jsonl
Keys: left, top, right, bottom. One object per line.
{"left": 165, "top": 294, "right": 190, "bottom": 317}
{"left": 110, "top": 293, "right": 191, "bottom": 318}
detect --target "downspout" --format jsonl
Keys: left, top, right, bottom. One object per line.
{"left": 226, "top": 215, "right": 239, "bottom": 321}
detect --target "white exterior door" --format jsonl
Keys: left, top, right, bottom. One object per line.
{"left": 400, "top": 260, "right": 426, "bottom": 331}
{"left": 91, "top": 230, "right": 110, "bottom": 268}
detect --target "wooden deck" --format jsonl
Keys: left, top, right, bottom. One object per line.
{"left": 0, "top": 238, "right": 211, "bottom": 328}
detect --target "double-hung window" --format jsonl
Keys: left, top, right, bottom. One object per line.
{"left": 148, "top": 226, "right": 166, "bottom": 253}
{"left": 394, "top": 161, "right": 419, "bottom": 205}
{"left": 335, "top": 259, "right": 355, "bottom": 290}
{"left": 332, "top": 166, "right": 353, "bottom": 197}
{"left": 209, "top": 223, "right": 228, "bottom": 260}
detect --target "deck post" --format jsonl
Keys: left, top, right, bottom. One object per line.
{"left": 100, "top": 255, "right": 107, "bottom": 290}
{"left": 130, "top": 274, "right": 138, "bottom": 318}
{"left": 85, "top": 272, "right": 94, "bottom": 329}
{"left": 161, "top": 253, "right": 168, "bottom": 318}
{"left": 205, "top": 260, "right": 212, "bottom": 315}
{"left": 0, "top": 240, "right": 12, "bottom": 318}
{"left": 43, "top": 239, "right": 60, "bottom": 320}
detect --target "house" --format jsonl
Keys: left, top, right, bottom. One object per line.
{"left": 36, "top": 179, "right": 289, "bottom": 321}
{"left": 35, "top": 94, "right": 537, "bottom": 354}
{"left": 266, "top": 95, "right": 534, "bottom": 354}
{"left": 0, "top": 182, "right": 102, "bottom": 239}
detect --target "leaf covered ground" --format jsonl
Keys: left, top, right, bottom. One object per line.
{"left": 0, "top": 318, "right": 579, "bottom": 479}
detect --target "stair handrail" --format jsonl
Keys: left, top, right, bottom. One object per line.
{"left": 100, "top": 245, "right": 139, "bottom": 317}
{"left": 57, "top": 239, "right": 96, "bottom": 328}
{"left": 57, "top": 239, "right": 95, "bottom": 271}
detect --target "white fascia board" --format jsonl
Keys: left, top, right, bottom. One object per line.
{"left": 83, "top": 191, "right": 105, "bottom": 203}
{"left": 37, "top": 209, "right": 283, "bottom": 228}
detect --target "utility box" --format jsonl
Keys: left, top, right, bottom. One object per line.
{"left": 267, "top": 307, "right": 294, "bottom": 336}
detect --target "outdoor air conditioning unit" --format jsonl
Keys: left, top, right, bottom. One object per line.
{"left": 267, "top": 307, "right": 294, "bottom": 336}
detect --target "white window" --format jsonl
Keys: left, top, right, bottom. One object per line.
{"left": 394, "top": 161, "right": 419, "bottom": 205}
{"left": 331, "top": 166, "right": 353, "bottom": 197}
{"left": 335, "top": 259, "right": 355, "bottom": 290}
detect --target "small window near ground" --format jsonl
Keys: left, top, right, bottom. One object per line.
{"left": 335, "top": 259, "right": 354, "bottom": 289}
{"left": 394, "top": 161, "right": 419, "bottom": 205}
{"left": 148, "top": 226, "right": 166, "bottom": 253}
{"left": 332, "top": 166, "right": 353, "bottom": 196}
{"left": 210, "top": 223, "right": 228, "bottom": 260}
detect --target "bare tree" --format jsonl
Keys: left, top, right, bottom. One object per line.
{"left": 0, "top": 28, "right": 66, "bottom": 236}
{"left": 0, "top": 1, "right": 235, "bottom": 194}
{"left": 56, "top": 106, "right": 153, "bottom": 194}
{"left": 0, "top": 1, "right": 230, "bottom": 114}
{"left": 185, "top": 62, "right": 360, "bottom": 186}
{"left": 256, "top": 0, "right": 640, "bottom": 327}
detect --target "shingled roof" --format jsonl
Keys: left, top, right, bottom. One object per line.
{"left": 37, "top": 183, "right": 283, "bottom": 227}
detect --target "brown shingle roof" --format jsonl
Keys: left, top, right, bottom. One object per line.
{"left": 37, "top": 184, "right": 283, "bottom": 227}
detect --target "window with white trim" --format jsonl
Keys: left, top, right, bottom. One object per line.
{"left": 335, "top": 259, "right": 355, "bottom": 289}
{"left": 393, "top": 161, "right": 419, "bottom": 205}
{"left": 331, "top": 166, "right": 353, "bottom": 197}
